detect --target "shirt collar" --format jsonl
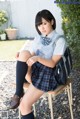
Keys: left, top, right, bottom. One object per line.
{"left": 47, "top": 30, "right": 56, "bottom": 38}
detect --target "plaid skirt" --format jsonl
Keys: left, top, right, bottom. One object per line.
{"left": 31, "top": 62, "right": 59, "bottom": 92}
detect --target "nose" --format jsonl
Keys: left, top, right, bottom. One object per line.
{"left": 41, "top": 25, "right": 45, "bottom": 30}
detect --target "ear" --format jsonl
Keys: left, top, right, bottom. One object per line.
{"left": 51, "top": 20, "right": 54, "bottom": 25}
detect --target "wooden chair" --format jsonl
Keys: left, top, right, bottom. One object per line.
{"left": 19, "top": 77, "right": 74, "bottom": 119}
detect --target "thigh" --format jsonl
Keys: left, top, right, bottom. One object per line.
{"left": 21, "top": 84, "right": 44, "bottom": 106}
{"left": 25, "top": 66, "right": 32, "bottom": 83}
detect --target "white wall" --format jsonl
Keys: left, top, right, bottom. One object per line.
{"left": 10, "top": 0, "right": 63, "bottom": 38}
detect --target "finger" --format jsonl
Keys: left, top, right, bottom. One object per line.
{"left": 27, "top": 61, "right": 34, "bottom": 66}
{"left": 27, "top": 59, "right": 34, "bottom": 64}
{"left": 29, "top": 59, "right": 34, "bottom": 63}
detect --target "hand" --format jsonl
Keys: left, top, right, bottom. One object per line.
{"left": 15, "top": 52, "right": 20, "bottom": 59}
{"left": 27, "top": 56, "right": 38, "bottom": 66}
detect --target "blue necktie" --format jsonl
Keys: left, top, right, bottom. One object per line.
{"left": 41, "top": 36, "right": 52, "bottom": 45}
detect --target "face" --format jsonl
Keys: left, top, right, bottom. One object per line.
{"left": 37, "top": 18, "right": 53, "bottom": 36}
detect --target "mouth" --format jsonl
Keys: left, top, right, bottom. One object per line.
{"left": 42, "top": 30, "right": 46, "bottom": 33}
{"left": 41, "top": 30, "right": 47, "bottom": 34}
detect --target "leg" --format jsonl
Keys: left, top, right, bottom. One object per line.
{"left": 15, "top": 50, "right": 32, "bottom": 96}
{"left": 25, "top": 66, "right": 32, "bottom": 83}
{"left": 19, "top": 84, "right": 44, "bottom": 118}
{"left": 10, "top": 50, "right": 33, "bottom": 109}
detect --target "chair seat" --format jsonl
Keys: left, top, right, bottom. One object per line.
{"left": 48, "top": 78, "right": 72, "bottom": 96}
{"left": 23, "top": 78, "right": 72, "bottom": 96}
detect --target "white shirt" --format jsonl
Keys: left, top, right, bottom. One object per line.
{"left": 20, "top": 30, "right": 67, "bottom": 59}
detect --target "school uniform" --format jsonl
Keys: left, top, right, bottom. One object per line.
{"left": 20, "top": 30, "right": 67, "bottom": 92}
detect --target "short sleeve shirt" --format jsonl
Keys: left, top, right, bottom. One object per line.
{"left": 20, "top": 31, "right": 67, "bottom": 59}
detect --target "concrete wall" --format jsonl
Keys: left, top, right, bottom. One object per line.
{"left": 0, "top": 0, "right": 63, "bottom": 38}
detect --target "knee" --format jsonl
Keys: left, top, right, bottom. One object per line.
{"left": 19, "top": 50, "right": 32, "bottom": 62}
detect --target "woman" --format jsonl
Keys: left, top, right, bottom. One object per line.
{"left": 10, "top": 9, "right": 67, "bottom": 119}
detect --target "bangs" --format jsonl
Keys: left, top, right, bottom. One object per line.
{"left": 35, "top": 10, "right": 52, "bottom": 27}
{"left": 35, "top": 15, "right": 42, "bottom": 26}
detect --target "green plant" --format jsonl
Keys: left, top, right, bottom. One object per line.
{"left": 0, "top": 10, "right": 8, "bottom": 26}
{"left": 0, "top": 30, "right": 5, "bottom": 34}
{"left": 57, "top": 3, "right": 80, "bottom": 68}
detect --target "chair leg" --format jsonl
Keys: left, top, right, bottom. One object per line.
{"left": 67, "top": 85, "right": 74, "bottom": 119}
{"left": 69, "top": 83, "right": 73, "bottom": 105}
{"left": 19, "top": 108, "right": 21, "bottom": 119}
{"left": 48, "top": 94, "right": 54, "bottom": 119}
{"left": 33, "top": 104, "right": 36, "bottom": 117}
{"left": 64, "top": 88, "right": 67, "bottom": 94}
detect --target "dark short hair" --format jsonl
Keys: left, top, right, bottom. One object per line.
{"left": 35, "top": 9, "right": 56, "bottom": 35}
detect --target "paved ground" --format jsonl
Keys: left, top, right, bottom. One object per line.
{"left": 0, "top": 61, "right": 80, "bottom": 119}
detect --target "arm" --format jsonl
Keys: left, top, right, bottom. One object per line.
{"left": 37, "top": 55, "right": 62, "bottom": 68}
{"left": 27, "top": 55, "right": 62, "bottom": 68}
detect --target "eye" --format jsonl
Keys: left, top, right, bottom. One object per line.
{"left": 43, "top": 22, "right": 47, "bottom": 25}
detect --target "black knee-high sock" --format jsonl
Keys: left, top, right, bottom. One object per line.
{"left": 15, "top": 61, "right": 28, "bottom": 97}
{"left": 21, "top": 112, "right": 34, "bottom": 119}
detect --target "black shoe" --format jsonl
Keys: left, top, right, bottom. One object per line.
{"left": 9, "top": 93, "right": 24, "bottom": 109}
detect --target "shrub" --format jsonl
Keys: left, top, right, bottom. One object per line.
{"left": 57, "top": 3, "right": 80, "bottom": 68}
{"left": 0, "top": 10, "right": 8, "bottom": 26}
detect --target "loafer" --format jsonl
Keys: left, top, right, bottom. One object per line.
{"left": 9, "top": 94, "right": 23, "bottom": 109}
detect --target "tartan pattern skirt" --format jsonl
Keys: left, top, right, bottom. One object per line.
{"left": 31, "top": 62, "right": 59, "bottom": 92}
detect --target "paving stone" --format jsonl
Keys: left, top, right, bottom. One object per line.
{"left": 0, "top": 61, "right": 80, "bottom": 119}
